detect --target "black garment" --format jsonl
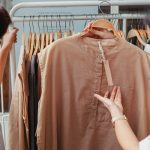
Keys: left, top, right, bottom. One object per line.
{"left": 28, "top": 55, "right": 39, "bottom": 150}
{"left": 128, "top": 37, "right": 137, "bottom": 45}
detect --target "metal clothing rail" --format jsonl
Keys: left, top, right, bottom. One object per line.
{"left": 12, "top": 14, "right": 146, "bottom": 22}
{"left": 9, "top": 0, "right": 150, "bottom": 17}
{"left": 9, "top": 1, "right": 150, "bottom": 91}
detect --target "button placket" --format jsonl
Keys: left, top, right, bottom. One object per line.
{"left": 98, "top": 42, "right": 114, "bottom": 87}
{"left": 89, "top": 48, "right": 103, "bottom": 128}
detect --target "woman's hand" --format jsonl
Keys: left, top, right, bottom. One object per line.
{"left": 94, "top": 86, "right": 123, "bottom": 118}
{"left": 2, "top": 27, "right": 18, "bottom": 50}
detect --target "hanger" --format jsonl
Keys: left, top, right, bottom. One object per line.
{"left": 54, "top": 18, "right": 58, "bottom": 41}
{"left": 139, "top": 19, "right": 147, "bottom": 40}
{"left": 28, "top": 16, "right": 36, "bottom": 60}
{"left": 81, "top": 1, "right": 119, "bottom": 39}
{"left": 71, "top": 15, "right": 76, "bottom": 35}
{"left": 26, "top": 16, "right": 32, "bottom": 57}
{"left": 34, "top": 33, "right": 40, "bottom": 55}
{"left": 22, "top": 16, "right": 26, "bottom": 47}
{"left": 127, "top": 29, "right": 146, "bottom": 46}
{"left": 64, "top": 18, "right": 68, "bottom": 38}
{"left": 119, "top": 30, "right": 125, "bottom": 39}
{"left": 81, "top": 19, "right": 119, "bottom": 39}
{"left": 49, "top": 15, "right": 53, "bottom": 44}
{"left": 45, "top": 15, "right": 49, "bottom": 47}
{"left": 58, "top": 15, "right": 62, "bottom": 39}
{"left": 145, "top": 25, "right": 150, "bottom": 39}
{"left": 41, "top": 16, "right": 45, "bottom": 50}
{"left": 67, "top": 18, "right": 72, "bottom": 36}
{"left": 34, "top": 15, "right": 41, "bottom": 55}
{"left": 136, "top": 18, "right": 144, "bottom": 40}
{"left": 92, "top": 19, "right": 119, "bottom": 36}
{"left": 127, "top": 17, "right": 147, "bottom": 46}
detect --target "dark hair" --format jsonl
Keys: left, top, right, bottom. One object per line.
{"left": 0, "top": 5, "right": 12, "bottom": 38}
{"left": 144, "top": 14, "right": 150, "bottom": 27}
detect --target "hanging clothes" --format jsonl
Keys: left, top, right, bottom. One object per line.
{"left": 36, "top": 31, "right": 150, "bottom": 150}
{"left": 28, "top": 54, "right": 39, "bottom": 150}
{"left": 7, "top": 45, "right": 29, "bottom": 150}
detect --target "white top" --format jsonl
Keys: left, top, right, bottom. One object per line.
{"left": 144, "top": 44, "right": 150, "bottom": 53}
{"left": 139, "top": 135, "right": 150, "bottom": 150}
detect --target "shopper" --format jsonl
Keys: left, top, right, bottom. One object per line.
{"left": 94, "top": 86, "right": 150, "bottom": 150}
{"left": 0, "top": 5, "right": 18, "bottom": 150}
{"left": 0, "top": 5, "right": 18, "bottom": 83}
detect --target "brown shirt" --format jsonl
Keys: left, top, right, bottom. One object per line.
{"left": 37, "top": 32, "right": 150, "bottom": 150}
{"left": 7, "top": 45, "right": 29, "bottom": 150}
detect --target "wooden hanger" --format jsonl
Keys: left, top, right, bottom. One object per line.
{"left": 22, "top": 32, "right": 26, "bottom": 47}
{"left": 45, "top": 15, "right": 50, "bottom": 47}
{"left": 54, "top": 31, "right": 58, "bottom": 41}
{"left": 49, "top": 32, "right": 53, "bottom": 44}
{"left": 26, "top": 32, "right": 32, "bottom": 57}
{"left": 142, "top": 30, "right": 147, "bottom": 39}
{"left": 41, "top": 32, "right": 45, "bottom": 50}
{"left": 118, "top": 30, "right": 125, "bottom": 40}
{"left": 28, "top": 32, "right": 35, "bottom": 60}
{"left": 45, "top": 32, "right": 49, "bottom": 47}
{"left": 116, "top": 30, "right": 121, "bottom": 38}
{"left": 34, "top": 33, "right": 40, "bottom": 55}
{"left": 22, "top": 17, "right": 26, "bottom": 47}
{"left": 146, "top": 25, "right": 150, "bottom": 39}
{"left": 127, "top": 29, "right": 146, "bottom": 46}
{"left": 81, "top": 19, "right": 119, "bottom": 38}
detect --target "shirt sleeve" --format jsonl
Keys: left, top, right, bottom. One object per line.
{"left": 139, "top": 135, "right": 150, "bottom": 150}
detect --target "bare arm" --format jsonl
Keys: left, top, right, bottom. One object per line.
{"left": 115, "top": 119, "right": 139, "bottom": 150}
{"left": 0, "top": 28, "right": 18, "bottom": 84}
{"left": 0, "top": 45, "right": 11, "bottom": 83}
{"left": 94, "top": 86, "right": 139, "bottom": 150}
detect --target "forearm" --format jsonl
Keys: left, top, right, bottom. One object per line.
{"left": 0, "top": 46, "right": 10, "bottom": 83}
{"left": 115, "top": 119, "right": 139, "bottom": 150}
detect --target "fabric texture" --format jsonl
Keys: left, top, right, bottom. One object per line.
{"left": 28, "top": 55, "right": 38, "bottom": 150}
{"left": 37, "top": 32, "right": 150, "bottom": 150}
{"left": 6, "top": 45, "right": 29, "bottom": 150}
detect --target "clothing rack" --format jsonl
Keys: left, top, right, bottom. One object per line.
{"left": 0, "top": 0, "right": 148, "bottom": 146}
{"left": 9, "top": 0, "right": 150, "bottom": 91}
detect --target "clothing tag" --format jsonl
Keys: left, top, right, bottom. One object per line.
{"left": 98, "top": 42, "right": 114, "bottom": 86}
{"left": 103, "top": 60, "right": 114, "bottom": 86}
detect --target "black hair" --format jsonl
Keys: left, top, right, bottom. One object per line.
{"left": 0, "top": 5, "right": 12, "bottom": 39}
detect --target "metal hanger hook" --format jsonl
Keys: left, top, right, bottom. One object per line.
{"left": 29, "top": 16, "right": 32, "bottom": 32}
{"left": 98, "top": 0, "right": 111, "bottom": 15}
{"left": 23, "top": 16, "right": 25, "bottom": 32}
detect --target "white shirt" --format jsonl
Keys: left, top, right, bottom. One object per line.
{"left": 139, "top": 135, "right": 150, "bottom": 150}
{"left": 144, "top": 44, "right": 150, "bottom": 53}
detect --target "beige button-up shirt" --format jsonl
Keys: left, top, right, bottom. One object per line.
{"left": 36, "top": 32, "right": 150, "bottom": 150}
